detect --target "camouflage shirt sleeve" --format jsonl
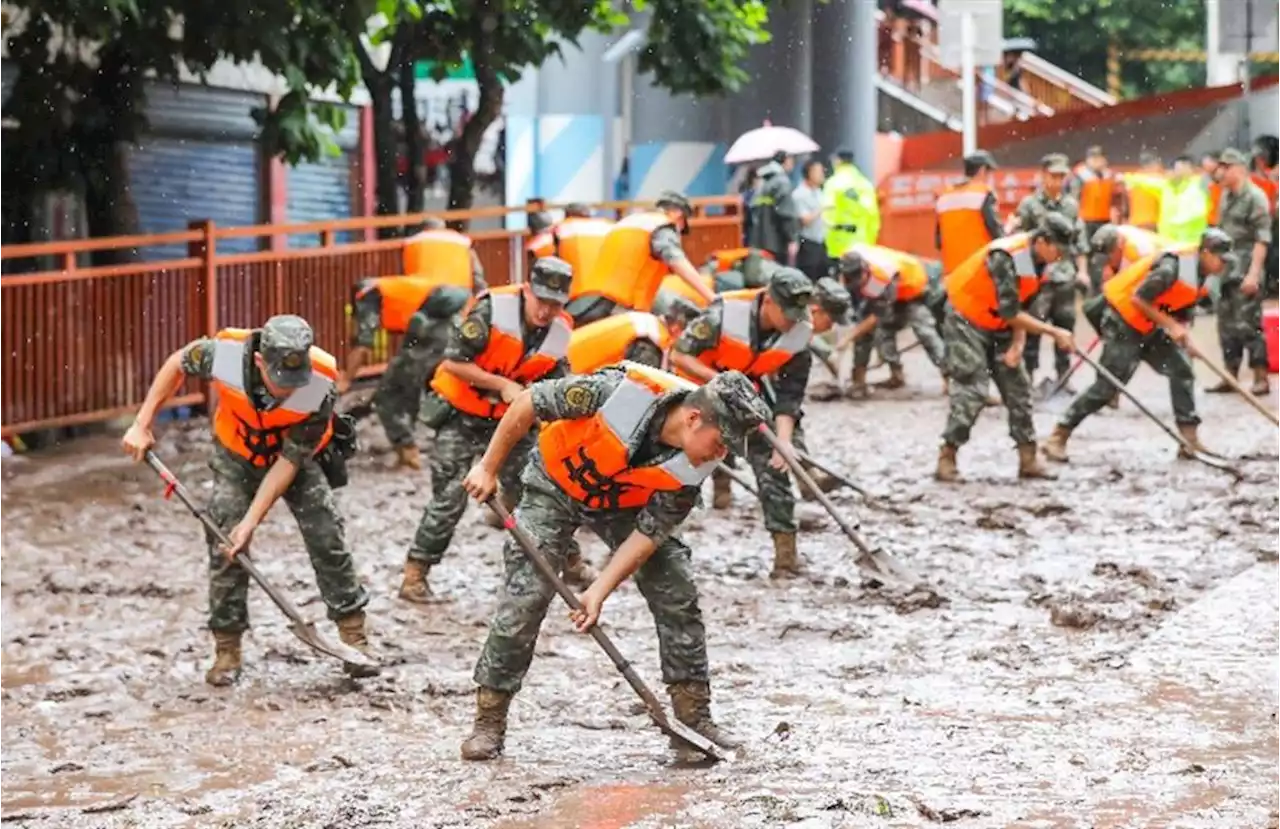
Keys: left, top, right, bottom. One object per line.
{"left": 423, "top": 285, "right": 471, "bottom": 320}
{"left": 443, "top": 295, "right": 492, "bottom": 362}
{"left": 1014, "top": 196, "right": 1039, "bottom": 232}
{"left": 469, "top": 249, "right": 488, "bottom": 292}
{"left": 179, "top": 337, "right": 217, "bottom": 380}
{"left": 673, "top": 303, "right": 724, "bottom": 357}
{"left": 867, "top": 279, "right": 899, "bottom": 319}
{"left": 634, "top": 487, "right": 700, "bottom": 544}
{"left": 649, "top": 225, "right": 688, "bottom": 266}
{"left": 1133, "top": 254, "right": 1182, "bottom": 304}
{"left": 352, "top": 282, "right": 383, "bottom": 348}
{"left": 1241, "top": 188, "right": 1273, "bottom": 245}
{"left": 768, "top": 349, "right": 812, "bottom": 419}
{"left": 987, "top": 251, "right": 1023, "bottom": 322}
{"left": 981, "top": 192, "right": 1004, "bottom": 239}
{"left": 280, "top": 390, "right": 336, "bottom": 467}
{"left": 530, "top": 369, "right": 622, "bottom": 422}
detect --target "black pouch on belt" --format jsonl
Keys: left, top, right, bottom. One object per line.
{"left": 316, "top": 413, "right": 358, "bottom": 489}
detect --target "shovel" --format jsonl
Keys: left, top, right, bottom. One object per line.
{"left": 755, "top": 425, "right": 921, "bottom": 589}
{"left": 869, "top": 338, "right": 921, "bottom": 370}
{"left": 1035, "top": 336, "right": 1099, "bottom": 404}
{"left": 1193, "top": 352, "right": 1280, "bottom": 427}
{"left": 715, "top": 462, "right": 759, "bottom": 497}
{"left": 792, "top": 449, "right": 874, "bottom": 501}
{"left": 144, "top": 451, "right": 379, "bottom": 669}
{"left": 1068, "top": 352, "right": 1242, "bottom": 479}
{"left": 487, "top": 498, "right": 723, "bottom": 763}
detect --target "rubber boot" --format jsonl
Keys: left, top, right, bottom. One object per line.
{"left": 769, "top": 532, "right": 802, "bottom": 579}
{"left": 668, "top": 681, "right": 740, "bottom": 762}
{"left": 1206, "top": 363, "right": 1238, "bottom": 393}
{"left": 934, "top": 444, "right": 959, "bottom": 482}
{"left": 205, "top": 630, "right": 243, "bottom": 687}
{"left": 394, "top": 444, "right": 422, "bottom": 471}
{"left": 398, "top": 559, "right": 437, "bottom": 604}
{"left": 1176, "top": 423, "right": 1210, "bottom": 459}
{"left": 711, "top": 469, "right": 733, "bottom": 510}
{"left": 846, "top": 366, "right": 870, "bottom": 399}
{"left": 1251, "top": 365, "right": 1271, "bottom": 396}
{"left": 482, "top": 490, "right": 519, "bottom": 528}
{"left": 335, "top": 610, "right": 381, "bottom": 679}
{"left": 459, "top": 687, "right": 512, "bottom": 761}
{"left": 1017, "top": 442, "right": 1057, "bottom": 480}
{"left": 562, "top": 543, "right": 598, "bottom": 590}
{"left": 876, "top": 363, "right": 906, "bottom": 390}
{"left": 1041, "top": 425, "right": 1072, "bottom": 463}
{"left": 798, "top": 467, "right": 839, "bottom": 501}
{"left": 1106, "top": 391, "right": 1120, "bottom": 409}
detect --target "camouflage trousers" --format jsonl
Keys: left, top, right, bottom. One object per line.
{"left": 852, "top": 300, "right": 947, "bottom": 371}
{"left": 1084, "top": 221, "right": 1109, "bottom": 294}
{"left": 373, "top": 324, "right": 449, "bottom": 448}
{"left": 1060, "top": 308, "right": 1199, "bottom": 430}
{"left": 566, "top": 295, "right": 622, "bottom": 327}
{"left": 407, "top": 412, "right": 533, "bottom": 565}
{"left": 205, "top": 450, "right": 368, "bottom": 632}
{"left": 1024, "top": 280, "right": 1078, "bottom": 378}
{"left": 473, "top": 464, "right": 707, "bottom": 694}
{"left": 941, "top": 308, "right": 1035, "bottom": 448}
{"left": 731, "top": 419, "right": 810, "bottom": 534}
{"left": 1215, "top": 281, "right": 1268, "bottom": 372}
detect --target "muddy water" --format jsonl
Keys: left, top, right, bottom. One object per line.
{"left": 2, "top": 334, "right": 1277, "bottom": 828}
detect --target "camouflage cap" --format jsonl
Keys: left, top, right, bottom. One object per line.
{"left": 259, "top": 314, "right": 315, "bottom": 389}
{"left": 1039, "top": 213, "right": 1076, "bottom": 247}
{"left": 655, "top": 190, "right": 693, "bottom": 217}
{"left": 766, "top": 267, "right": 815, "bottom": 322}
{"left": 964, "top": 149, "right": 999, "bottom": 170}
{"left": 654, "top": 292, "right": 704, "bottom": 326}
{"left": 1089, "top": 223, "right": 1120, "bottom": 255}
{"left": 836, "top": 249, "right": 866, "bottom": 277}
{"left": 698, "top": 369, "right": 773, "bottom": 456}
{"left": 1218, "top": 147, "right": 1249, "bottom": 167}
{"left": 1200, "top": 227, "right": 1233, "bottom": 255}
{"left": 1041, "top": 153, "right": 1071, "bottom": 175}
{"left": 528, "top": 210, "right": 556, "bottom": 233}
{"left": 529, "top": 256, "right": 573, "bottom": 303}
{"left": 813, "top": 277, "right": 853, "bottom": 324}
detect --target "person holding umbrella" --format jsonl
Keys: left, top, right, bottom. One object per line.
{"left": 746, "top": 150, "right": 800, "bottom": 266}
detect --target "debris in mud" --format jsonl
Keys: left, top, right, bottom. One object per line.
{"left": 1173, "top": 762, "right": 1207, "bottom": 775}
{"left": 43, "top": 685, "right": 94, "bottom": 702}
{"left": 1048, "top": 602, "right": 1102, "bottom": 630}
{"left": 48, "top": 762, "right": 84, "bottom": 774}
{"left": 910, "top": 797, "right": 988, "bottom": 822}
{"left": 80, "top": 793, "right": 137, "bottom": 815}
{"left": 302, "top": 754, "right": 356, "bottom": 773}
{"left": 1022, "top": 501, "right": 1072, "bottom": 518}
{"left": 1092, "top": 561, "right": 1158, "bottom": 588}
{"left": 890, "top": 587, "right": 948, "bottom": 614}
{"left": 975, "top": 512, "right": 1019, "bottom": 532}
{"left": 567, "top": 718, "right": 628, "bottom": 731}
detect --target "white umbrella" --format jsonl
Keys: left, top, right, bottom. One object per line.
{"left": 724, "top": 121, "right": 820, "bottom": 165}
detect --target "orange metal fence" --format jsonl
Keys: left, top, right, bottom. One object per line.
{"left": 1, "top": 198, "right": 742, "bottom": 436}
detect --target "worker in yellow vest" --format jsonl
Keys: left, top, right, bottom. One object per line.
{"left": 823, "top": 148, "right": 881, "bottom": 259}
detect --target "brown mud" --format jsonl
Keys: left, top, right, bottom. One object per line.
{"left": 2, "top": 331, "right": 1278, "bottom": 828}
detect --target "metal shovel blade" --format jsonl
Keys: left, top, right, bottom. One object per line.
{"left": 656, "top": 716, "right": 723, "bottom": 762}
{"left": 288, "top": 621, "right": 380, "bottom": 667}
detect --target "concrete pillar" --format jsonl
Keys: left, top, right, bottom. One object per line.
{"left": 723, "top": 3, "right": 813, "bottom": 140}
{"left": 811, "top": 0, "right": 877, "bottom": 172}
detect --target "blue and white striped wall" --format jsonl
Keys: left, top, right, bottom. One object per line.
{"left": 627, "top": 142, "right": 729, "bottom": 201}
{"left": 505, "top": 114, "right": 607, "bottom": 230}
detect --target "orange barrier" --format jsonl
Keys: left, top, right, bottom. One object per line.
{"left": 877, "top": 169, "right": 1043, "bottom": 259}
{"left": 0, "top": 198, "right": 742, "bottom": 436}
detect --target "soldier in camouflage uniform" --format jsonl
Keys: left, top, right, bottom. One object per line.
{"left": 936, "top": 216, "right": 1076, "bottom": 481}
{"left": 1208, "top": 148, "right": 1274, "bottom": 395}
{"left": 456, "top": 366, "right": 771, "bottom": 762}
{"left": 1043, "top": 230, "right": 1234, "bottom": 462}
{"left": 1012, "top": 154, "right": 1092, "bottom": 388}
{"left": 341, "top": 280, "right": 476, "bottom": 468}
{"left": 400, "top": 259, "right": 580, "bottom": 603}
{"left": 121, "top": 316, "right": 376, "bottom": 684}
{"left": 670, "top": 269, "right": 822, "bottom": 578}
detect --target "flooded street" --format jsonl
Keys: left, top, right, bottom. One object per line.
{"left": 3, "top": 336, "right": 1277, "bottom": 829}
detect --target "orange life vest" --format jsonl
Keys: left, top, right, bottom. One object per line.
{"left": 1127, "top": 176, "right": 1162, "bottom": 229}
{"left": 1104, "top": 246, "right": 1204, "bottom": 335}
{"left": 1075, "top": 166, "right": 1117, "bottom": 223}
{"left": 356, "top": 275, "right": 451, "bottom": 334}
{"left": 556, "top": 217, "right": 612, "bottom": 292}
{"left": 525, "top": 231, "right": 556, "bottom": 261}
{"left": 567, "top": 312, "right": 672, "bottom": 375}
{"left": 944, "top": 234, "right": 1041, "bottom": 331}
{"left": 430, "top": 286, "right": 572, "bottom": 419}
{"left": 402, "top": 229, "right": 474, "bottom": 287}
{"left": 575, "top": 212, "right": 674, "bottom": 309}
{"left": 846, "top": 243, "right": 928, "bottom": 303}
{"left": 694, "top": 289, "right": 814, "bottom": 380}
{"left": 1207, "top": 179, "right": 1223, "bottom": 225}
{"left": 658, "top": 273, "right": 716, "bottom": 309}
{"left": 1251, "top": 170, "right": 1279, "bottom": 215}
{"left": 936, "top": 180, "right": 995, "bottom": 274}
{"left": 208, "top": 329, "right": 336, "bottom": 467}
{"left": 1109, "top": 225, "right": 1166, "bottom": 280}
{"left": 710, "top": 248, "right": 774, "bottom": 273}
{"left": 539, "top": 361, "right": 717, "bottom": 509}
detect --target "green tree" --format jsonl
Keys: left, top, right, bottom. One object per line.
{"left": 1004, "top": 0, "right": 1207, "bottom": 98}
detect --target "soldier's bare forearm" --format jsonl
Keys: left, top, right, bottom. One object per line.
{"left": 245, "top": 457, "right": 300, "bottom": 528}
{"left": 836, "top": 315, "right": 877, "bottom": 350}
{"left": 775, "top": 413, "right": 796, "bottom": 446}
{"left": 672, "top": 258, "right": 716, "bottom": 302}
{"left": 1247, "top": 242, "right": 1267, "bottom": 282}
{"left": 670, "top": 351, "right": 717, "bottom": 383}
{"left": 479, "top": 391, "right": 535, "bottom": 474}
{"left": 344, "top": 346, "right": 372, "bottom": 380}
{"left": 590, "top": 530, "right": 658, "bottom": 600}
{"left": 135, "top": 351, "right": 187, "bottom": 429}
{"left": 1009, "top": 310, "right": 1060, "bottom": 338}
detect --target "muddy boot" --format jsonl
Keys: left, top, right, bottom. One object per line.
{"left": 562, "top": 545, "right": 598, "bottom": 590}
{"left": 459, "top": 687, "right": 512, "bottom": 761}
{"left": 934, "top": 444, "right": 959, "bottom": 482}
{"left": 1017, "top": 442, "right": 1057, "bottom": 480}
{"left": 398, "top": 559, "right": 437, "bottom": 604}
{"left": 335, "top": 611, "right": 381, "bottom": 679}
{"left": 1251, "top": 366, "right": 1271, "bottom": 396}
{"left": 1205, "top": 364, "right": 1238, "bottom": 393}
{"left": 668, "top": 681, "right": 740, "bottom": 761}
{"left": 1041, "top": 425, "right": 1072, "bottom": 463}
{"left": 768, "top": 532, "right": 802, "bottom": 579}
{"left": 711, "top": 469, "right": 733, "bottom": 510}
{"left": 846, "top": 366, "right": 870, "bottom": 399}
{"left": 205, "top": 631, "right": 243, "bottom": 687}
{"left": 798, "top": 467, "right": 839, "bottom": 500}
{"left": 876, "top": 363, "right": 906, "bottom": 390}
{"left": 1106, "top": 391, "right": 1120, "bottom": 409}
{"left": 1176, "top": 423, "right": 1211, "bottom": 459}
{"left": 394, "top": 444, "right": 422, "bottom": 471}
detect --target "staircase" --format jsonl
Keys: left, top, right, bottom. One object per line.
{"left": 876, "top": 11, "right": 1116, "bottom": 135}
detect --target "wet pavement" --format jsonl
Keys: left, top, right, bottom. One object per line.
{"left": 2, "top": 327, "right": 1278, "bottom": 829}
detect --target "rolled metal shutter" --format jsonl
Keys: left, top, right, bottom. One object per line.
{"left": 286, "top": 107, "right": 360, "bottom": 247}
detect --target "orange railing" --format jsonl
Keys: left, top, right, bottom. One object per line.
{"left": 1, "top": 198, "right": 743, "bottom": 436}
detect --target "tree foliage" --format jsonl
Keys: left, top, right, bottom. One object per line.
{"left": 1004, "top": 0, "right": 1207, "bottom": 98}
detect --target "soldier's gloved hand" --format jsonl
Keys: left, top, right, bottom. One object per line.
{"left": 462, "top": 463, "right": 499, "bottom": 502}
{"left": 121, "top": 421, "right": 155, "bottom": 462}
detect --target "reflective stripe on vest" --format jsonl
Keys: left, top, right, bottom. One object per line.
{"left": 492, "top": 290, "right": 573, "bottom": 365}
{"left": 539, "top": 362, "right": 715, "bottom": 509}
{"left": 849, "top": 244, "right": 900, "bottom": 299}
{"left": 944, "top": 234, "right": 1040, "bottom": 331}
{"left": 697, "top": 290, "right": 813, "bottom": 379}
{"left": 1104, "top": 248, "right": 1202, "bottom": 335}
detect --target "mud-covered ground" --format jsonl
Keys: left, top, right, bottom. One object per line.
{"left": 3, "top": 320, "right": 1278, "bottom": 829}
